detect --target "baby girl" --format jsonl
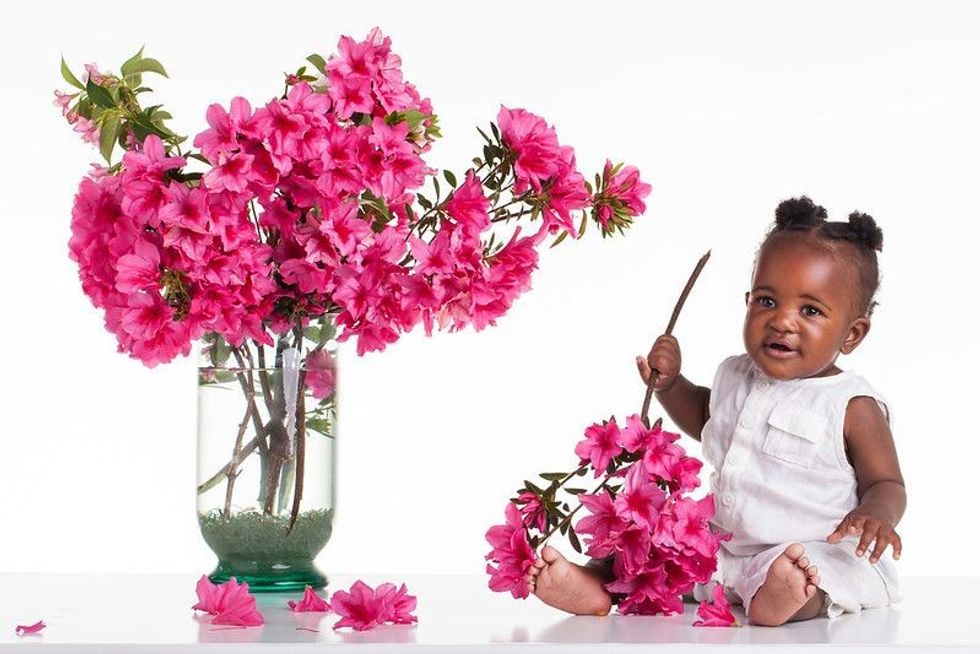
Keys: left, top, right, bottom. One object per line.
{"left": 526, "top": 197, "right": 904, "bottom": 625}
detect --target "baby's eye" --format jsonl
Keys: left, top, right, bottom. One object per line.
{"left": 802, "top": 305, "right": 822, "bottom": 317}
{"left": 755, "top": 296, "right": 775, "bottom": 308}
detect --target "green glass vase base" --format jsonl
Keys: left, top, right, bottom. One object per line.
{"left": 209, "top": 558, "right": 327, "bottom": 592}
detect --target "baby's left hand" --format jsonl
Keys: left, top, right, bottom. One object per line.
{"left": 827, "top": 509, "right": 902, "bottom": 564}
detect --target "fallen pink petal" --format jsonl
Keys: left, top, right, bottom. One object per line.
{"left": 192, "top": 575, "right": 264, "bottom": 626}
{"left": 15, "top": 620, "right": 46, "bottom": 636}
{"left": 693, "top": 583, "right": 739, "bottom": 627}
{"left": 288, "top": 585, "right": 331, "bottom": 612}
{"left": 330, "top": 580, "right": 418, "bottom": 631}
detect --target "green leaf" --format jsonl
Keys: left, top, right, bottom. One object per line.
{"left": 120, "top": 46, "right": 146, "bottom": 77}
{"left": 125, "top": 57, "right": 168, "bottom": 78}
{"left": 539, "top": 472, "right": 567, "bottom": 482}
{"left": 99, "top": 114, "right": 121, "bottom": 163}
{"left": 565, "top": 487, "right": 586, "bottom": 495}
{"left": 443, "top": 169, "right": 457, "bottom": 188}
{"left": 306, "top": 54, "right": 327, "bottom": 75}
{"left": 60, "top": 57, "right": 85, "bottom": 90}
{"left": 214, "top": 370, "right": 237, "bottom": 384}
{"left": 490, "top": 122, "right": 500, "bottom": 142}
{"left": 568, "top": 527, "right": 582, "bottom": 553}
{"left": 306, "top": 418, "right": 333, "bottom": 436}
{"left": 476, "top": 126, "right": 493, "bottom": 145}
{"left": 550, "top": 230, "right": 569, "bottom": 248}
{"left": 86, "top": 80, "right": 115, "bottom": 109}
{"left": 417, "top": 194, "right": 432, "bottom": 210}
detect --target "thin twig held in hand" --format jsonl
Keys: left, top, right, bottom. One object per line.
{"left": 640, "top": 251, "right": 711, "bottom": 427}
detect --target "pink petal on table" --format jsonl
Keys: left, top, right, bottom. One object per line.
{"left": 288, "top": 585, "right": 331, "bottom": 612}
{"left": 330, "top": 580, "right": 388, "bottom": 631}
{"left": 191, "top": 575, "right": 264, "bottom": 626}
{"left": 191, "top": 575, "right": 222, "bottom": 614}
{"left": 15, "top": 620, "right": 46, "bottom": 636}
{"left": 693, "top": 583, "right": 739, "bottom": 627}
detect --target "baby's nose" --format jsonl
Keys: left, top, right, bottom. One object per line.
{"left": 768, "top": 309, "right": 799, "bottom": 332}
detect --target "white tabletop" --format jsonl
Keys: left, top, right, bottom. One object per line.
{"left": 0, "top": 574, "right": 974, "bottom": 652}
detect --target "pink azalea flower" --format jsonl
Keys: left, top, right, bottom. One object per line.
{"left": 192, "top": 575, "right": 264, "bottom": 627}
{"left": 515, "top": 490, "right": 547, "bottom": 532}
{"left": 15, "top": 620, "right": 45, "bottom": 636}
{"left": 497, "top": 107, "right": 561, "bottom": 192}
{"left": 305, "top": 349, "right": 337, "bottom": 399}
{"left": 667, "top": 455, "right": 703, "bottom": 493}
{"left": 575, "top": 489, "right": 626, "bottom": 558}
{"left": 574, "top": 418, "right": 623, "bottom": 478}
{"left": 485, "top": 503, "right": 537, "bottom": 599}
{"left": 329, "top": 581, "right": 389, "bottom": 631}
{"left": 613, "top": 462, "right": 666, "bottom": 529}
{"left": 444, "top": 170, "right": 490, "bottom": 235}
{"left": 288, "top": 585, "right": 331, "bottom": 612}
{"left": 114, "top": 238, "right": 161, "bottom": 293}
{"left": 603, "top": 159, "right": 652, "bottom": 216}
{"left": 670, "top": 496, "right": 719, "bottom": 558}
{"left": 693, "top": 583, "right": 738, "bottom": 627}
{"left": 540, "top": 147, "right": 590, "bottom": 237}
{"left": 375, "top": 583, "right": 418, "bottom": 625}
{"left": 203, "top": 152, "right": 254, "bottom": 194}
{"left": 193, "top": 97, "right": 254, "bottom": 163}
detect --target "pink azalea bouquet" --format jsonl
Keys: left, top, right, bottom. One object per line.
{"left": 56, "top": 29, "right": 651, "bottom": 367}
{"left": 485, "top": 255, "right": 736, "bottom": 624}
{"left": 56, "top": 29, "right": 651, "bottom": 541}
{"left": 486, "top": 414, "right": 729, "bottom": 617}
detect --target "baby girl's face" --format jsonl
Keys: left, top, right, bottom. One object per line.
{"left": 743, "top": 235, "right": 868, "bottom": 380}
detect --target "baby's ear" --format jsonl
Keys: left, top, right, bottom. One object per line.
{"left": 840, "top": 316, "right": 871, "bottom": 354}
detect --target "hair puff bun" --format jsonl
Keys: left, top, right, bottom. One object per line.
{"left": 846, "top": 211, "right": 884, "bottom": 251}
{"left": 774, "top": 196, "right": 828, "bottom": 229}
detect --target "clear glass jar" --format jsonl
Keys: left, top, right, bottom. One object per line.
{"left": 196, "top": 320, "right": 337, "bottom": 591}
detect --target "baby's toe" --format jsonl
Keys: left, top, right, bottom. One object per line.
{"left": 796, "top": 555, "right": 810, "bottom": 570}
{"left": 805, "top": 565, "right": 819, "bottom": 579}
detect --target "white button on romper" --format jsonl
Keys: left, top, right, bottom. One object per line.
{"left": 696, "top": 354, "right": 901, "bottom": 617}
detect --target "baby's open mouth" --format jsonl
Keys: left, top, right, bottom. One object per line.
{"left": 764, "top": 342, "right": 796, "bottom": 354}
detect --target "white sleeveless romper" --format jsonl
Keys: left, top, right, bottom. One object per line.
{"left": 695, "top": 354, "right": 901, "bottom": 617}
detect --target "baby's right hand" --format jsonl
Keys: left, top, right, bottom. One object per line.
{"left": 636, "top": 334, "right": 681, "bottom": 392}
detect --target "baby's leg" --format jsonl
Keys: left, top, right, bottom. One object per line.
{"left": 525, "top": 546, "right": 612, "bottom": 616}
{"left": 748, "top": 543, "right": 824, "bottom": 626}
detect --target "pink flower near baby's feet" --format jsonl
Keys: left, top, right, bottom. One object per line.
{"left": 693, "top": 583, "right": 739, "bottom": 627}
{"left": 485, "top": 503, "right": 538, "bottom": 599}
{"left": 574, "top": 418, "right": 624, "bottom": 478}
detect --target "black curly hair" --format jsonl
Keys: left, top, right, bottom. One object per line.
{"left": 757, "top": 196, "right": 883, "bottom": 315}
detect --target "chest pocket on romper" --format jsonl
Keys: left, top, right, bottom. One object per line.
{"left": 761, "top": 403, "right": 827, "bottom": 467}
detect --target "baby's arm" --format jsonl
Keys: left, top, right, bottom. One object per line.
{"left": 826, "top": 396, "right": 906, "bottom": 563}
{"left": 635, "top": 335, "right": 710, "bottom": 441}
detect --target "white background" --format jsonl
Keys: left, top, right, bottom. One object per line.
{"left": 0, "top": 1, "right": 977, "bottom": 579}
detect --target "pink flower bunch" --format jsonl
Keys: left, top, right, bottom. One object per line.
{"left": 486, "top": 414, "right": 731, "bottom": 621}
{"left": 192, "top": 576, "right": 264, "bottom": 627}
{"left": 60, "top": 30, "right": 650, "bottom": 367}
{"left": 330, "top": 580, "right": 418, "bottom": 631}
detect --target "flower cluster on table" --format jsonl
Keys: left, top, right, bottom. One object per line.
{"left": 485, "top": 411, "right": 737, "bottom": 626}
{"left": 193, "top": 576, "right": 417, "bottom": 631}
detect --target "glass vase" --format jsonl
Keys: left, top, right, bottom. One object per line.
{"left": 196, "top": 322, "right": 337, "bottom": 592}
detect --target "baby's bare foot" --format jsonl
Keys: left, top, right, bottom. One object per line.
{"left": 748, "top": 543, "right": 822, "bottom": 626}
{"left": 530, "top": 546, "right": 612, "bottom": 616}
